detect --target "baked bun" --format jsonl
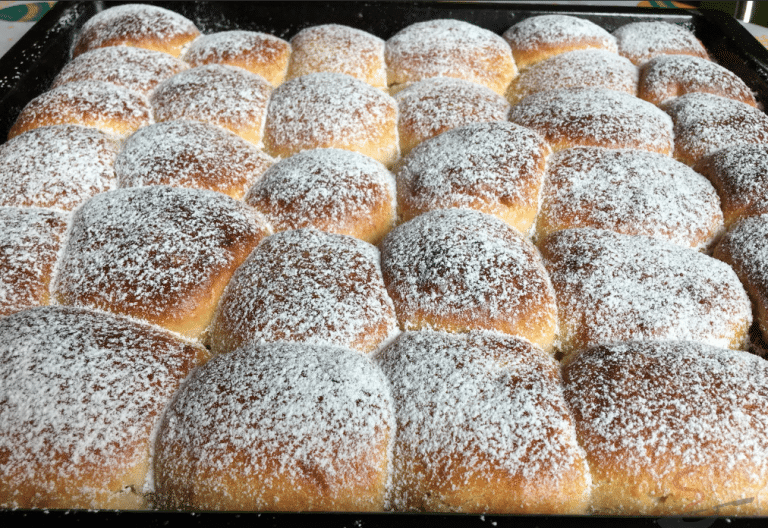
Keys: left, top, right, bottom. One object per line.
{"left": 210, "top": 228, "right": 398, "bottom": 355}
{"left": 183, "top": 30, "right": 291, "bottom": 87}
{"left": 72, "top": 3, "right": 201, "bottom": 58}
{"left": 150, "top": 64, "right": 272, "bottom": 146}
{"left": 394, "top": 76, "right": 510, "bottom": 157}
{"left": 508, "top": 87, "right": 673, "bottom": 155}
{"left": 155, "top": 341, "right": 393, "bottom": 511}
{"left": 116, "top": 120, "right": 274, "bottom": 199}
{"left": 539, "top": 228, "right": 752, "bottom": 360}
{"left": 563, "top": 340, "right": 768, "bottom": 515}
{"left": 8, "top": 80, "right": 152, "bottom": 140}
{"left": 694, "top": 144, "right": 768, "bottom": 227}
{"left": 536, "top": 147, "right": 724, "bottom": 250}
{"left": 51, "top": 45, "right": 188, "bottom": 96}
{"left": 713, "top": 214, "right": 768, "bottom": 343}
{"left": 377, "top": 330, "right": 591, "bottom": 514}
{"left": 287, "top": 24, "right": 386, "bottom": 88}
{"left": 0, "top": 305, "right": 207, "bottom": 509}
{"left": 613, "top": 21, "right": 709, "bottom": 67}
{"left": 52, "top": 186, "right": 272, "bottom": 341}
{"left": 639, "top": 54, "right": 757, "bottom": 107}
{"left": 502, "top": 15, "right": 617, "bottom": 70}
{"left": 394, "top": 121, "right": 550, "bottom": 234}
{"left": 0, "top": 207, "right": 68, "bottom": 317}
{"left": 385, "top": 19, "right": 516, "bottom": 96}
{"left": 380, "top": 208, "right": 557, "bottom": 351}
{"left": 505, "top": 49, "right": 638, "bottom": 106}
{"left": 661, "top": 92, "right": 768, "bottom": 166}
{"left": 244, "top": 148, "right": 396, "bottom": 244}
{"left": 263, "top": 72, "right": 398, "bottom": 166}
{"left": 0, "top": 124, "right": 118, "bottom": 211}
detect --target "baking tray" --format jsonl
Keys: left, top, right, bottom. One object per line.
{"left": 2, "top": 1, "right": 768, "bottom": 526}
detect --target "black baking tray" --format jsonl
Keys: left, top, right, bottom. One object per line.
{"left": 2, "top": 2, "right": 768, "bottom": 527}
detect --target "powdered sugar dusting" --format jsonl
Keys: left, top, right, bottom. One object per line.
{"left": 613, "top": 21, "right": 709, "bottom": 66}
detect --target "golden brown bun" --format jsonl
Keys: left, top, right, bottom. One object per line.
{"left": 535, "top": 147, "right": 724, "bottom": 250}
{"left": 377, "top": 330, "right": 591, "bottom": 514}
{"left": 613, "top": 21, "right": 709, "bottom": 67}
{"left": 0, "top": 305, "right": 207, "bottom": 509}
{"left": 0, "top": 207, "right": 68, "bottom": 317}
{"left": 210, "top": 228, "right": 398, "bottom": 355}
{"left": 52, "top": 186, "right": 272, "bottom": 341}
{"left": 154, "top": 341, "right": 393, "bottom": 511}
{"left": 183, "top": 30, "right": 291, "bottom": 87}
{"left": 8, "top": 80, "right": 151, "bottom": 140}
{"left": 72, "top": 4, "right": 200, "bottom": 58}
{"left": 394, "top": 121, "right": 549, "bottom": 235}
{"left": 244, "top": 148, "right": 396, "bottom": 244}
{"left": 380, "top": 208, "right": 558, "bottom": 352}
{"left": 116, "top": 120, "right": 274, "bottom": 200}
{"left": 385, "top": 19, "right": 517, "bottom": 96}
{"left": 263, "top": 72, "right": 398, "bottom": 166}
{"left": 287, "top": 24, "right": 385, "bottom": 88}
{"left": 563, "top": 341, "right": 768, "bottom": 515}
{"left": 502, "top": 15, "right": 617, "bottom": 70}
{"left": 539, "top": 228, "right": 752, "bottom": 360}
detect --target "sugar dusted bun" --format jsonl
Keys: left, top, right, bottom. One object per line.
{"left": 287, "top": 24, "right": 386, "bottom": 88}
{"left": 377, "top": 330, "right": 591, "bottom": 514}
{"left": 155, "top": 341, "right": 393, "bottom": 511}
{"left": 210, "top": 228, "right": 398, "bottom": 355}
{"left": 536, "top": 147, "right": 724, "bottom": 250}
{"left": 563, "top": 341, "right": 768, "bottom": 515}
{"left": 116, "top": 120, "right": 274, "bottom": 199}
{"left": 72, "top": 4, "right": 201, "bottom": 58}
{"left": 394, "top": 121, "right": 550, "bottom": 234}
{"left": 8, "top": 80, "right": 151, "bottom": 140}
{"left": 0, "top": 306, "right": 207, "bottom": 509}
{"left": 380, "top": 208, "right": 557, "bottom": 351}
{"left": 244, "top": 148, "right": 396, "bottom": 244}
{"left": 183, "top": 30, "right": 291, "bottom": 87}
{"left": 385, "top": 19, "right": 517, "bottom": 96}
{"left": 502, "top": 15, "right": 617, "bottom": 70}
{"left": 614, "top": 21, "right": 708, "bottom": 67}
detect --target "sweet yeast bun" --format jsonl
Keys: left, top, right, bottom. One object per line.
{"left": 52, "top": 186, "right": 272, "bottom": 341}
{"left": 52, "top": 45, "right": 188, "bottom": 96}
{"left": 154, "top": 341, "right": 393, "bottom": 511}
{"left": 380, "top": 208, "right": 558, "bottom": 351}
{"left": 116, "top": 120, "right": 274, "bottom": 199}
{"left": 395, "top": 76, "right": 510, "bottom": 157}
{"left": 502, "top": 15, "right": 617, "bottom": 70}
{"left": 613, "top": 21, "right": 708, "bottom": 67}
{"left": 244, "top": 148, "right": 396, "bottom": 244}
{"left": 661, "top": 92, "right": 768, "bottom": 166}
{"left": 639, "top": 54, "right": 757, "bottom": 107}
{"left": 72, "top": 3, "right": 201, "bottom": 58}
{"left": 183, "top": 30, "right": 291, "bottom": 87}
{"left": 563, "top": 340, "right": 768, "bottom": 515}
{"left": 263, "top": 72, "right": 398, "bottom": 166}
{"left": 539, "top": 228, "right": 752, "bottom": 360}
{"left": 8, "top": 80, "right": 151, "bottom": 140}
{"left": 0, "top": 305, "right": 207, "bottom": 509}
{"left": 713, "top": 214, "right": 768, "bottom": 344}
{"left": 694, "top": 144, "right": 768, "bottom": 227}
{"left": 150, "top": 64, "right": 272, "bottom": 146}
{"left": 385, "top": 18, "right": 517, "bottom": 96}
{"left": 210, "top": 228, "right": 398, "bottom": 355}
{"left": 287, "top": 24, "right": 386, "bottom": 88}
{"left": 0, "top": 124, "right": 118, "bottom": 211}
{"left": 377, "top": 330, "right": 591, "bottom": 514}
{"left": 0, "top": 207, "right": 68, "bottom": 317}
{"left": 394, "top": 121, "right": 550, "bottom": 234}
{"left": 508, "top": 87, "right": 673, "bottom": 155}
{"left": 505, "top": 48, "right": 638, "bottom": 106}
{"left": 535, "top": 147, "right": 724, "bottom": 250}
